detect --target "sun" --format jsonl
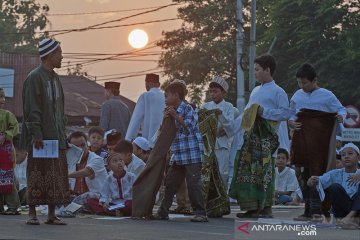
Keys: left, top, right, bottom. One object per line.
{"left": 128, "top": 29, "right": 149, "bottom": 49}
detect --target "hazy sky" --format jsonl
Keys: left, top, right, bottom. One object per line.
{"left": 37, "top": 0, "right": 181, "bottom": 101}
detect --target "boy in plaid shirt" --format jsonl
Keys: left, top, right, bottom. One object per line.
{"left": 152, "top": 82, "right": 208, "bottom": 222}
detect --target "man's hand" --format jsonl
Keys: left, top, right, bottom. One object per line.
{"left": 165, "top": 106, "right": 177, "bottom": 119}
{"left": 99, "top": 202, "right": 109, "bottom": 211}
{"left": 347, "top": 173, "right": 360, "bottom": 187}
{"left": 336, "top": 114, "right": 343, "bottom": 123}
{"left": 288, "top": 120, "right": 302, "bottom": 131}
{"left": 0, "top": 132, "right": 5, "bottom": 146}
{"left": 257, "top": 106, "right": 264, "bottom": 116}
{"left": 307, "top": 176, "right": 319, "bottom": 187}
{"left": 32, "top": 138, "right": 44, "bottom": 150}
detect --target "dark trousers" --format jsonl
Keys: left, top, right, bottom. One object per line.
{"left": 329, "top": 183, "right": 360, "bottom": 218}
{"left": 296, "top": 167, "right": 322, "bottom": 215}
{"left": 158, "top": 163, "right": 206, "bottom": 216}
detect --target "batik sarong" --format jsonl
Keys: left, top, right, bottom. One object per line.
{"left": 198, "top": 109, "right": 230, "bottom": 217}
{"left": 229, "top": 105, "right": 279, "bottom": 211}
{"left": 27, "top": 150, "right": 70, "bottom": 205}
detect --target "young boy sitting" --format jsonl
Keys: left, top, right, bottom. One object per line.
{"left": 201, "top": 76, "right": 234, "bottom": 188}
{"left": 87, "top": 153, "right": 136, "bottom": 216}
{"left": 132, "top": 136, "right": 151, "bottom": 163}
{"left": 0, "top": 88, "right": 21, "bottom": 215}
{"left": 307, "top": 143, "right": 360, "bottom": 229}
{"left": 113, "top": 140, "right": 145, "bottom": 178}
{"left": 275, "top": 148, "right": 301, "bottom": 205}
{"left": 88, "top": 126, "right": 108, "bottom": 165}
{"left": 152, "top": 82, "right": 208, "bottom": 222}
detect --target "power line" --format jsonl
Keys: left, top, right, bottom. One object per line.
{"left": 51, "top": 3, "right": 179, "bottom": 36}
{"left": 48, "top": 4, "right": 179, "bottom": 16}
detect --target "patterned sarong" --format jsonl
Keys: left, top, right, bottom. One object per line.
{"left": 229, "top": 105, "right": 279, "bottom": 211}
{"left": 198, "top": 109, "right": 230, "bottom": 217}
{"left": 0, "top": 141, "right": 14, "bottom": 194}
{"left": 27, "top": 150, "right": 70, "bottom": 205}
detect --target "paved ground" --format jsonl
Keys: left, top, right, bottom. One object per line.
{"left": 0, "top": 205, "right": 359, "bottom": 240}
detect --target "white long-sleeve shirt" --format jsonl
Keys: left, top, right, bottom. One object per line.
{"left": 125, "top": 88, "right": 165, "bottom": 143}
{"left": 247, "top": 81, "right": 292, "bottom": 122}
{"left": 290, "top": 88, "right": 346, "bottom": 121}
{"left": 202, "top": 100, "right": 234, "bottom": 149}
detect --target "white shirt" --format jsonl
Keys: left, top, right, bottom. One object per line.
{"left": 275, "top": 167, "right": 300, "bottom": 192}
{"left": 69, "top": 152, "right": 108, "bottom": 194}
{"left": 202, "top": 100, "right": 234, "bottom": 149}
{"left": 99, "top": 171, "right": 137, "bottom": 204}
{"left": 290, "top": 88, "right": 346, "bottom": 121}
{"left": 125, "top": 88, "right": 165, "bottom": 143}
{"left": 126, "top": 154, "right": 145, "bottom": 178}
{"left": 247, "top": 81, "right": 292, "bottom": 122}
{"left": 15, "top": 157, "right": 27, "bottom": 191}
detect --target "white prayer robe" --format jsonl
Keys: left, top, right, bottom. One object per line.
{"left": 126, "top": 154, "right": 146, "bottom": 179}
{"left": 99, "top": 171, "right": 137, "bottom": 204}
{"left": 125, "top": 88, "right": 165, "bottom": 144}
{"left": 202, "top": 100, "right": 235, "bottom": 187}
{"left": 290, "top": 88, "right": 346, "bottom": 121}
{"left": 275, "top": 167, "right": 301, "bottom": 200}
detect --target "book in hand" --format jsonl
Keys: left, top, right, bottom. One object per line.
{"left": 108, "top": 201, "right": 125, "bottom": 211}
{"left": 32, "top": 140, "right": 59, "bottom": 158}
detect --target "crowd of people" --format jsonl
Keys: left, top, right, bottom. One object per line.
{"left": 0, "top": 38, "right": 359, "bottom": 230}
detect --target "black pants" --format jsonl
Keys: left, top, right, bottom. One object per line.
{"left": 296, "top": 167, "right": 322, "bottom": 215}
{"left": 158, "top": 163, "right": 206, "bottom": 216}
{"left": 329, "top": 183, "right": 360, "bottom": 218}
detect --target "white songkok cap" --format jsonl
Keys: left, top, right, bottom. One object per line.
{"left": 133, "top": 137, "right": 151, "bottom": 151}
{"left": 340, "top": 143, "right": 360, "bottom": 155}
{"left": 211, "top": 76, "right": 229, "bottom": 93}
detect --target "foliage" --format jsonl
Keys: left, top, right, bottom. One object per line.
{"left": 157, "top": 0, "right": 241, "bottom": 106}
{"left": 0, "top": 0, "right": 49, "bottom": 53}
{"left": 257, "top": 0, "right": 360, "bottom": 106}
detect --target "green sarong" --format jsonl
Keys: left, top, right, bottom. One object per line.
{"left": 229, "top": 116, "right": 279, "bottom": 211}
{"left": 198, "top": 109, "right": 230, "bottom": 217}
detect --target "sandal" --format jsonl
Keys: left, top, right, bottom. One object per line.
{"left": 26, "top": 218, "right": 40, "bottom": 225}
{"left": 1, "top": 208, "right": 21, "bottom": 215}
{"left": 236, "top": 211, "right": 259, "bottom": 219}
{"left": 169, "top": 207, "right": 194, "bottom": 215}
{"left": 44, "top": 217, "right": 67, "bottom": 225}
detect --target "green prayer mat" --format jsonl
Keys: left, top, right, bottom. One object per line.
{"left": 198, "top": 109, "right": 230, "bottom": 217}
{"left": 229, "top": 117, "right": 279, "bottom": 211}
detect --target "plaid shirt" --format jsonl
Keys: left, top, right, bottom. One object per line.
{"left": 170, "top": 101, "right": 204, "bottom": 165}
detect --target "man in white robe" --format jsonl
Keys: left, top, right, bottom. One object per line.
{"left": 125, "top": 74, "right": 165, "bottom": 146}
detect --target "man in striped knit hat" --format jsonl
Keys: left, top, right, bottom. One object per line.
{"left": 21, "top": 38, "right": 70, "bottom": 225}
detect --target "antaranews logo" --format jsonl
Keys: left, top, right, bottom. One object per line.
{"left": 237, "top": 222, "right": 317, "bottom": 236}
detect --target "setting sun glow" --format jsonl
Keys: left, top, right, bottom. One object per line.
{"left": 128, "top": 29, "right": 149, "bottom": 49}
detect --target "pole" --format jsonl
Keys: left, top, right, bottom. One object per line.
{"left": 236, "top": 0, "right": 245, "bottom": 112}
{"left": 249, "top": 0, "right": 257, "bottom": 91}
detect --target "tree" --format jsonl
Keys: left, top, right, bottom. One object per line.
{"left": 0, "top": 0, "right": 50, "bottom": 53}
{"left": 157, "top": 0, "right": 241, "bottom": 105}
{"left": 257, "top": 0, "right": 360, "bottom": 106}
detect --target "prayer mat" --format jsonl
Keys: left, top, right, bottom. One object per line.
{"left": 132, "top": 117, "right": 177, "bottom": 218}
{"left": 291, "top": 109, "right": 337, "bottom": 175}
{"left": 230, "top": 105, "right": 279, "bottom": 211}
{"left": 198, "top": 109, "right": 230, "bottom": 217}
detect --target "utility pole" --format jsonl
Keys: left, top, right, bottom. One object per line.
{"left": 249, "top": 0, "right": 257, "bottom": 91}
{"left": 236, "top": 0, "right": 245, "bottom": 112}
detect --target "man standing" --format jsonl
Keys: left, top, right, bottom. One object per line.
{"left": 100, "top": 81, "right": 131, "bottom": 138}
{"left": 21, "top": 38, "right": 70, "bottom": 225}
{"left": 125, "top": 74, "right": 165, "bottom": 145}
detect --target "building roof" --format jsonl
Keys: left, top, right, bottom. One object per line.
{"left": 60, "top": 75, "right": 135, "bottom": 125}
